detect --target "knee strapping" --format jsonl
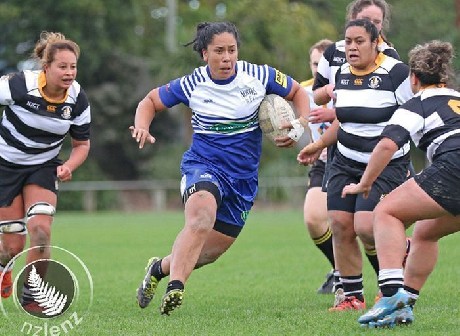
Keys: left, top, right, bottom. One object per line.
{"left": 0, "top": 220, "right": 26, "bottom": 233}
{"left": 26, "top": 202, "right": 56, "bottom": 219}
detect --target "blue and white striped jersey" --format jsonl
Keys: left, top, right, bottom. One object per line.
{"left": 381, "top": 86, "right": 460, "bottom": 163}
{"left": 313, "top": 37, "right": 399, "bottom": 90}
{"left": 159, "top": 60, "right": 293, "bottom": 178}
{"left": 0, "top": 70, "right": 90, "bottom": 166}
{"left": 333, "top": 53, "right": 413, "bottom": 163}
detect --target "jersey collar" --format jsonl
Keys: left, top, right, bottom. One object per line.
{"left": 38, "top": 71, "right": 69, "bottom": 104}
{"left": 206, "top": 64, "right": 237, "bottom": 85}
{"left": 350, "top": 52, "right": 386, "bottom": 76}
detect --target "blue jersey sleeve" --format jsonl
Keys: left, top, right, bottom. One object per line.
{"left": 158, "top": 78, "right": 189, "bottom": 108}
{"left": 265, "top": 67, "right": 293, "bottom": 97}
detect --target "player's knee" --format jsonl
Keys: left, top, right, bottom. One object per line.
{"left": 187, "top": 206, "right": 216, "bottom": 234}
{"left": 330, "top": 218, "right": 352, "bottom": 237}
{"left": 1, "top": 240, "right": 25, "bottom": 259}
{"left": 412, "top": 223, "right": 439, "bottom": 243}
{"left": 355, "top": 224, "right": 373, "bottom": 246}
{"left": 26, "top": 202, "right": 55, "bottom": 247}
{"left": 304, "top": 213, "right": 323, "bottom": 229}
{"left": 26, "top": 202, "right": 56, "bottom": 219}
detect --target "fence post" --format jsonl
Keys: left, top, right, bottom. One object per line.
{"left": 83, "top": 190, "right": 96, "bottom": 212}
{"left": 151, "top": 189, "right": 166, "bottom": 210}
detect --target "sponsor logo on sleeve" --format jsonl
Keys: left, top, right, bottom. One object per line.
{"left": 275, "top": 70, "right": 287, "bottom": 88}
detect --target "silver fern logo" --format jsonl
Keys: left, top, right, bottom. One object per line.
{"left": 1, "top": 246, "right": 93, "bottom": 335}
{"left": 28, "top": 265, "right": 68, "bottom": 317}
{"left": 16, "top": 258, "right": 76, "bottom": 319}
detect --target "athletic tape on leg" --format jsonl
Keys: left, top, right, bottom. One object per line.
{"left": 0, "top": 220, "right": 26, "bottom": 233}
{"left": 26, "top": 202, "right": 56, "bottom": 218}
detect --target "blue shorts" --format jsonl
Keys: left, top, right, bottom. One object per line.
{"left": 180, "top": 156, "right": 258, "bottom": 238}
{"left": 414, "top": 150, "right": 460, "bottom": 216}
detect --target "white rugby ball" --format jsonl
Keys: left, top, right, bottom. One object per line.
{"left": 258, "top": 94, "right": 296, "bottom": 142}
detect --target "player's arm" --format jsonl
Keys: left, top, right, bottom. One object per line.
{"left": 274, "top": 80, "right": 312, "bottom": 148}
{"left": 297, "top": 118, "right": 339, "bottom": 165}
{"left": 285, "top": 80, "right": 310, "bottom": 125}
{"left": 267, "top": 69, "right": 311, "bottom": 146}
{"left": 130, "top": 87, "right": 167, "bottom": 148}
{"left": 316, "top": 117, "right": 339, "bottom": 149}
{"left": 313, "top": 84, "right": 335, "bottom": 106}
{"left": 57, "top": 138, "right": 90, "bottom": 182}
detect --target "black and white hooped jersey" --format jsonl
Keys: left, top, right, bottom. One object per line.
{"left": 313, "top": 37, "right": 399, "bottom": 91}
{"left": 0, "top": 70, "right": 91, "bottom": 166}
{"left": 334, "top": 53, "right": 413, "bottom": 163}
{"left": 159, "top": 60, "right": 293, "bottom": 178}
{"left": 381, "top": 86, "right": 460, "bottom": 163}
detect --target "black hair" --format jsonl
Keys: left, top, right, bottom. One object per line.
{"left": 184, "top": 21, "right": 240, "bottom": 59}
{"left": 345, "top": 18, "right": 379, "bottom": 42}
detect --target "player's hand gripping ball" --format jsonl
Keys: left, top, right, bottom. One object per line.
{"left": 258, "top": 94, "right": 301, "bottom": 143}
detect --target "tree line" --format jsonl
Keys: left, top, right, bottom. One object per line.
{"left": 0, "top": 0, "right": 458, "bottom": 185}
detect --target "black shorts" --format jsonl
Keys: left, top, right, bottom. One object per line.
{"left": 0, "top": 159, "right": 60, "bottom": 207}
{"left": 414, "top": 150, "right": 460, "bottom": 216}
{"left": 327, "top": 151, "right": 409, "bottom": 213}
{"left": 321, "top": 144, "right": 337, "bottom": 192}
{"left": 308, "top": 160, "right": 326, "bottom": 189}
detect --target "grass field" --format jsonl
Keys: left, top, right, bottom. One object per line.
{"left": 1, "top": 210, "right": 459, "bottom": 335}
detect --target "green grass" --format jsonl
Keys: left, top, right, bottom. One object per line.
{"left": 2, "top": 210, "right": 459, "bottom": 335}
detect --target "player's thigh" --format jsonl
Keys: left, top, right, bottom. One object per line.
{"left": 413, "top": 151, "right": 460, "bottom": 216}
{"left": 0, "top": 194, "right": 25, "bottom": 220}
{"left": 199, "top": 229, "right": 236, "bottom": 262}
{"left": 304, "top": 187, "right": 327, "bottom": 224}
{"left": 375, "top": 179, "right": 448, "bottom": 224}
{"left": 23, "top": 184, "right": 57, "bottom": 209}
{"left": 412, "top": 215, "right": 460, "bottom": 243}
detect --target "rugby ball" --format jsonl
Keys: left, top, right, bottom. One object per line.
{"left": 258, "top": 94, "right": 296, "bottom": 142}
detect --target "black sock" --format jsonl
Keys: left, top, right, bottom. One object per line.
{"left": 403, "top": 286, "right": 419, "bottom": 296}
{"left": 150, "top": 259, "right": 166, "bottom": 280}
{"left": 365, "top": 249, "right": 379, "bottom": 275}
{"left": 380, "top": 284, "right": 400, "bottom": 297}
{"left": 403, "top": 285, "right": 419, "bottom": 307}
{"left": 21, "top": 283, "right": 34, "bottom": 305}
{"left": 166, "top": 280, "right": 184, "bottom": 292}
{"left": 333, "top": 270, "right": 343, "bottom": 290}
{"left": 341, "top": 274, "right": 364, "bottom": 302}
{"left": 313, "top": 227, "right": 335, "bottom": 268}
